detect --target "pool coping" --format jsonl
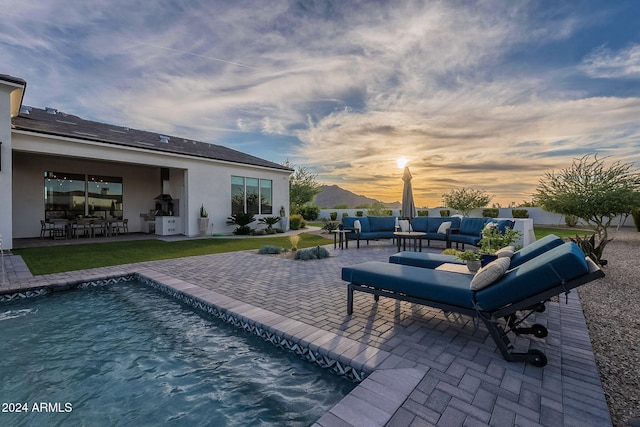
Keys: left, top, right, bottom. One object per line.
{"left": 0, "top": 268, "right": 422, "bottom": 426}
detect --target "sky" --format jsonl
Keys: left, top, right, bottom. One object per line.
{"left": 2, "top": 0, "right": 639, "bottom": 207}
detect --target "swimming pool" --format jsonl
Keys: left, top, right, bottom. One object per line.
{"left": 0, "top": 280, "right": 355, "bottom": 426}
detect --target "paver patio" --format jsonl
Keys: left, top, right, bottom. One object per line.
{"left": 0, "top": 238, "right": 611, "bottom": 426}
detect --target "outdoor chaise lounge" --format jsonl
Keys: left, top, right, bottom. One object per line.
{"left": 388, "top": 234, "right": 565, "bottom": 270}
{"left": 342, "top": 241, "right": 604, "bottom": 366}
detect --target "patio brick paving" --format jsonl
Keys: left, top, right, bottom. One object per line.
{"left": 0, "top": 239, "right": 611, "bottom": 426}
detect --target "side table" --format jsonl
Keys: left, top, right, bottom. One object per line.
{"left": 393, "top": 231, "right": 426, "bottom": 252}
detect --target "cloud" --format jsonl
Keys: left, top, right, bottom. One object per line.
{"left": 580, "top": 44, "right": 640, "bottom": 78}
{"left": 3, "top": 0, "right": 640, "bottom": 207}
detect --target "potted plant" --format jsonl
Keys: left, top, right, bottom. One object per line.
{"left": 198, "top": 204, "right": 209, "bottom": 237}
{"left": 455, "top": 250, "right": 482, "bottom": 272}
{"left": 478, "top": 222, "right": 521, "bottom": 265}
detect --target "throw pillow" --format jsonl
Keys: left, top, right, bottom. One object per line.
{"left": 470, "top": 257, "right": 510, "bottom": 291}
{"left": 399, "top": 220, "right": 410, "bottom": 232}
{"left": 437, "top": 221, "right": 452, "bottom": 234}
{"left": 495, "top": 245, "right": 515, "bottom": 258}
{"left": 354, "top": 220, "right": 361, "bottom": 232}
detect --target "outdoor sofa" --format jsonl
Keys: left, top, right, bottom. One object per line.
{"left": 341, "top": 216, "right": 462, "bottom": 248}
{"left": 341, "top": 241, "right": 604, "bottom": 366}
{"left": 447, "top": 217, "right": 516, "bottom": 249}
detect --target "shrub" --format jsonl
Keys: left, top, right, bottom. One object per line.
{"left": 329, "top": 212, "right": 338, "bottom": 221}
{"left": 355, "top": 211, "right": 363, "bottom": 217}
{"left": 258, "top": 245, "right": 282, "bottom": 254}
{"left": 321, "top": 219, "right": 340, "bottom": 232}
{"left": 632, "top": 208, "right": 640, "bottom": 232}
{"left": 417, "top": 210, "right": 429, "bottom": 216}
{"left": 439, "top": 209, "right": 450, "bottom": 217}
{"left": 297, "top": 205, "right": 320, "bottom": 221}
{"left": 482, "top": 208, "right": 499, "bottom": 218}
{"left": 226, "top": 212, "right": 256, "bottom": 235}
{"left": 333, "top": 204, "right": 348, "bottom": 209}
{"left": 564, "top": 214, "right": 579, "bottom": 227}
{"left": 294, "top": 246, "right": 330, "bottom": 260}
{"left": 511, "top": 209, "right": 529, "bottom": 218}
{"left": 258, "top": 216, "right": 281, "bottom": 231}
{"left": 289, "top": 214, "right": 305, "bottom": 230}
{"left": 441, "top": 248, "right": 459, "bottom": 255}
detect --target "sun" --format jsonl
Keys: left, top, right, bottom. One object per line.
{"left": 396, "top": 157, "right": 408, "bottom": 169}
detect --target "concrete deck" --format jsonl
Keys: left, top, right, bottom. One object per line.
{"left": 0, "top": 239, "right": 611, "bottom": 426}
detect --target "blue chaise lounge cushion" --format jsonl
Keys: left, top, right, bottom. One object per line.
{"left": 342, "top": 261, "right": 476, "bottom": 309}
{"left": 475, "top": 242, "right": 588, "bottom": 311}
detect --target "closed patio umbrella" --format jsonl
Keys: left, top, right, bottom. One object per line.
{"left": 401, "top": 166, "right": 417, "bottom": 219}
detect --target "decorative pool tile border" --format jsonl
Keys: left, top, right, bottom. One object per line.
{"left": 0, "top": 272, "right": 368, "bottom": 382}
{"left": 136, "top": 273, "right": 368, "bottom": 382}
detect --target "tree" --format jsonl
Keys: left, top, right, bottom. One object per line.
{"left": 534, "top": 154, "right": 640, "bottom": 264}
{"left": 442, "top": 187, "right": 492, "bottom": 216}
{"left": 284, "top": 161, "right": 322, "bottom": 213}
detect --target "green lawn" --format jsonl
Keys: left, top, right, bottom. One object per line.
{"left": 14, "top": 226, "right": 591, "bottom": 276}
{"left": 15, "top": 233, "right": 332, "bottom": 275}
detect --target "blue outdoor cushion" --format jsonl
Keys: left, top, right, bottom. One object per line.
{"left": 475, "top": 242, "right": 588, "bottom": 311}
{"left": 389, "top": 252, "right": 462, "bottom": 269}
{"left": 368, "top": 216, "right": 397, "bottom": 232}
{"left": 494, "top": 219, "right": 515, "bottom": 232}
{"left": 343, "top": 216, "right": 370, "bottom": 233}
{"left": 410, "top": 217, "right": 429, "bottom": 232}
{"left": 458, "top": 218, "right": 488, "bottom": 236}
{"left": 509, "top": 234, "right": 564, "bottom": 268}
{"left": 342, "top": 261, "right": 476, "bottom": 309}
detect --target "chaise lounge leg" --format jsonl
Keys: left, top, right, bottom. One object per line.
{"left": 480, "top": 316, "right": 548, "bottom": 367}
{"left": 347, "top": 284, "right": 354, "bottom": 315}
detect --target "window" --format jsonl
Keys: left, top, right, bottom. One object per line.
{"left": 88, "top": 175, "right": 123, "bottom": 219}
{"left": 44, "top": 172, "right": 123, "bottom": 220}
{"left": 231, "top": 176, "right": 245, "bottom": 214}
{"left": 231, "top": 176, "right": 273, "bottom": 215}
{"left": 260, "top": 179, "right": 272, "bottom": 214}
{"left": 44, "top": 172, "right": 85, "bottom": 220}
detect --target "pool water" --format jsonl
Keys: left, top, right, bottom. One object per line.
{"left": 0, "top": 282, "right": 355, "bottom": 426}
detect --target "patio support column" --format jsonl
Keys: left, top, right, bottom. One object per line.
{"left": 0, "top": 75, "right": 27, "bottom": 251}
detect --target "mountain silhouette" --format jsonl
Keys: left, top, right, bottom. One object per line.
{"left": 314, "top": 185, "right": 401, "bottom": 209}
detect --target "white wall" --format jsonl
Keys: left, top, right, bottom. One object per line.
{"left": 318, "top": 207, "right": 633, "bottom": 227}
{"left": 0, "top": 81, "right": 22, "bottom": 249}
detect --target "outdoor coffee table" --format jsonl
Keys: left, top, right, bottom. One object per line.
{"left": 330, "top": 229, "right": 352, "bottom": 249}
{"left": 393, "top": 231, "right": 426, "bottom": 252}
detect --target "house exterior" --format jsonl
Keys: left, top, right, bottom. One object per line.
{"left": 0, "top": 74, "right": 292, "bottom": 250}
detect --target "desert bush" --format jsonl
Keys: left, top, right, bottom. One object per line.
{"left": 564, "top": 214, "right": 579, "bottom": 227}
{"left": 297, "top": 205, "right": 320, "bottom": 221}
{"left": 355, "top": 211, "right": 363, "bottom": 217}
{"left": 330, "top": 212, "right": 338, "bottom": 220}
{"left": 321, "top": 219, "right": 340, "bottom": 232}
{"left": 482, "top": 208, "right": 499, "bottom": 218}
{"left": 289, "top": 214, "right": 306, "bottom": 230}
{"left": 294, "top": 246, "right": 330, "bottom": 260}
{"left": 511, "top": 209, "right": 529, "bottom": 218}
{"left": 439, "top": 209, "right": 450, "bottom": 217}
{"left": 258, "top": 245, "right": 283, "bottom": 254}
{"left": 417, "top": 210, "right": 429, "bottom": 216}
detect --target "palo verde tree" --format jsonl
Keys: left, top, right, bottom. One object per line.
{"left": 283, "top": 160, "right": 322, "bottom": 214}
{"left": 534, "top": 153, "right": 640, "bottom": 264}
{"left": 442, "top": 187, "right": 492, "bottom": 217}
